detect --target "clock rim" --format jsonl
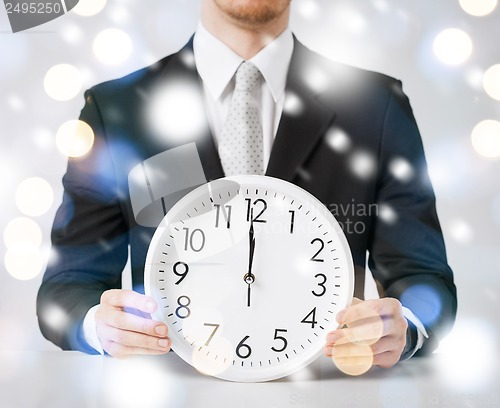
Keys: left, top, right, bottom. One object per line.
{"left": 144, "top": 175, "right": 354, "bottom": 382}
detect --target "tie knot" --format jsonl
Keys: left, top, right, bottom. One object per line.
{"left": 235, "top": 62, "right": 261, "bottom": 92}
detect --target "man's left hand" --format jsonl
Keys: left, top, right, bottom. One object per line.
{"left": 324, "top": 297, "right": 408, "bottom": 370}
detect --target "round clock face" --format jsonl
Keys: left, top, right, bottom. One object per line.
{"left": 144, "top": 175, "right": 354, "bottom": 382}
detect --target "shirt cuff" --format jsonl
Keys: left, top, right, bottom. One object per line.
{"left": 401, "top": 306, "right": 429, "bottom": 360}
{"left": 82, "top": 304, "right": 104, "bottom": 355}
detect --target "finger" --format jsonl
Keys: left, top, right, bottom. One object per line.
{"left": 326, "top": 329, "right": 345, "bottom": 345}
{"left": 338, "top": 318, "right": 384, "bottom": 346}
{"left": 103, "top": 339, "right": 170, "bottom": 358}
{"left": 102, "top": 324, "right": 171, "bottom": 351}
{"left": 101, "top": 289, "right": 157, "bottom": 314}
{"left": 372, "top": 350, "right": 400, "bottom": 369}
{"left": 100, "top": 308, "right": 168, "bottom": 338}
{"left": 336, "top": 298, "right": 401, "bottom": 325}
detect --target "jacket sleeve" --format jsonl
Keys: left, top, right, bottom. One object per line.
{"left": 36, "top": 90, "right": 129, "bottom": 353}
{"left": 367, "top": 81, "right": 457, "bottom": 354}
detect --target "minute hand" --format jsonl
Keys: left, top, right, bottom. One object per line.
{"left": 244, "top": 221, "right": 256, "bottom": 307}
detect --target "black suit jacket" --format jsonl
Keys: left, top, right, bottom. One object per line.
{"left": 37, "top": 38, "right": 457, "bottom": 355}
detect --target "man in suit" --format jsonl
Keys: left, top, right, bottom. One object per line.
{"left": 37, "top": 0, "right": 457, "bottom": 371}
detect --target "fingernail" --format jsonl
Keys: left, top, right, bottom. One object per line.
{"left": 325, "top": 346, "right": 333, "bottom": 356}
{"left": 158, "top": 339, "right": 169, "bottom": 349}
{"left": 146, "top": 300, "right": 156, "bottom": 312}
{"left": 327, "top": 332, "right": 340, "bottom": 344}
{"left": 155, "top": 325, "right": 167, "bottom": 336}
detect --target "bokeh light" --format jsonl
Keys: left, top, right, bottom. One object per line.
{"left": 72, "top": 0, "right": 107, "bottom": 16}
{"left": 61, "top": 23, "right": 84, "bottom": 46}
{"left": 483, "top": 64, "right": 500, "bottom": 101}
{"left": 191, "top": 337, "right": 233, "bottom": 377}
{"left": 7, "top": 94, "right": 25, "bottom": 112}
{"left": 471, "top": 120, "right": 500, "bottom": 158}
{"left": 303, "top": 66, "right": 330, "bottom": 93}
{"left": 378, "top": 204, "right": 398, "bottom": 225}
{"left": 448, "top": 219, "right": 474, "bottom": 244}
{"left": 5, "top": 243, "right": 45, "bottom": 281}
{"left": 108, "top": 4, "right": 132, "bottom": 25}
{"left": 296, "top": 0, "right": 320, "bottom": 20}
{"left": 93, "top": 29, "right": 133, "bottom": 65}
{"left": 388, "top": 157, "right": 414, "bottom": 183}
{"left": 329, "top": 5, "right": 367, "bottom": 35}
{"left": 3, "top": 217, "right": 43, "bottom": 249}
{"left": 400, "top": 284, "right": 443, "bottom": 328}
{"left": 349, "top": 151, "right": 376, "bottom": 180}
{"left": 283, "top": 91, "right": 304, "bottom": 116}
{"left": 15, "top": 177, "right": 54, "bottom": 217}
{"left": 459, "top": 0, "right": 498, "bottom": 17}
{"left": 56, "top": 119, "right": 95, "bottom": 158}
{"left": 326, "top": 127, "right": 351, "bottom": 153}
{"left": 331, "top": 342, "right": 374, "bottom": 376}
{"left": 146, "top": 82, "right": 207, "bottom": 143}
{"left": 436, "top": 319, "right": 496, "bottom": 391}
{"left": 43, "top": 64, "right": 83, "bottom": 101}
{"left": 433, "top": 28, "right": 473, "bottom": 65}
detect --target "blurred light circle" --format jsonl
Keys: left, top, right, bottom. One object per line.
{"left": 61, "top": 23, "right": 84, "bottom": 46}
{"left": 5, "top": 243, "right": 45, "bottom": 281}
{"left": 483, "top": 64, "right": 500, "bottom": 101}
{"left": 471, "top": 120, "right": 500, "bottom": 158}
{"left": 7, "top": 94, "right": 25, "bottom": 112}
{"left": 4, "top": 217, "right": 43, "bottom": 249}
{"left": 147, "top": 82, "right": 207, "bottom": 142}
{"left": 436, "top": 319, "right": 496, "bottom": 391}
{"left": 15, "top": 177, "right": 54, "bottom": 217}
{"left": 331, "top": 342, "right": 373, "bottom": 376}
{"left": 93, "top": 29, "right": 132, "bottom": 65}
{"left": 378, "top": 204, "right": 398, "bottom": 225}
{"left": 326, "top": 127, "right": 351, "bottom": 153}
{"left": 56, "top": 120, "right": 95, "bottom": 157}
{"left": 448, "top": 219, "right": 474, "bottom": 244}
{"left": 72, "top": 0, "right": 107, "bottom": 16}
{"left": 349, "top": 151, "right": 376, "bottom": 180}
{"left": 389, "top": 157, "right": 414, "bottom": 182}
{"left": 296, "top": 0, "right": 320, "bottom": 20}
{"left": 433, "top": 29, "right": 473, "bottom": 65}
{"left": 44, "top": 64, "right": 83, "bottom": 101}
{"left": 459, "top": 0, "right": 497, "bottom": 16}
{"left": 283, "top": 92, "right": 304, "bottom": 116}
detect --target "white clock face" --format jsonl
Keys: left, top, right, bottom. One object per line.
{"left": 145, "top": 175, "right": 353, "bottom": 382}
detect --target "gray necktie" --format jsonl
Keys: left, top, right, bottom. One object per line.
{"left": 219, "top": 62, "right": 264, "bottom": 176}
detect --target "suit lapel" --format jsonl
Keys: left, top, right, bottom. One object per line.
{"left": 266, "top": 39, "right": 336, "bottom": 181}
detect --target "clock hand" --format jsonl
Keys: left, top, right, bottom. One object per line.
{"left": 244, "top": 211, "right": 256, "bottom": 307}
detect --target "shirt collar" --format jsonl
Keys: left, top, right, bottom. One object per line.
{"left": 193, "top": 22, "right": 294, "bottom": 102}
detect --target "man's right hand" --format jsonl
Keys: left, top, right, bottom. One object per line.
{"left": 96, "top": 289, "right": 171, "bottom": 357}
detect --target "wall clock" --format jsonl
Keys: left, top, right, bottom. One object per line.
{"left": 145, "top": 175, "right": 354, "bottom": 382}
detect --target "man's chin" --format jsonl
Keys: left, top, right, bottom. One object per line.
{"left": 214, "top": 0, "right": 291, "bottom": 26}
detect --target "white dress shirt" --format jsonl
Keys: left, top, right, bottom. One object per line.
{"left": 194, "top": 22, "right": 294, "bottom": 172}
{"left": 83, "top": 23, "right": 426, "bottom": 358}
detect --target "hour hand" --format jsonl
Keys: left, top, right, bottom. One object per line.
{"left": 244, "top": 213, "right": 256, "bottom": 307}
